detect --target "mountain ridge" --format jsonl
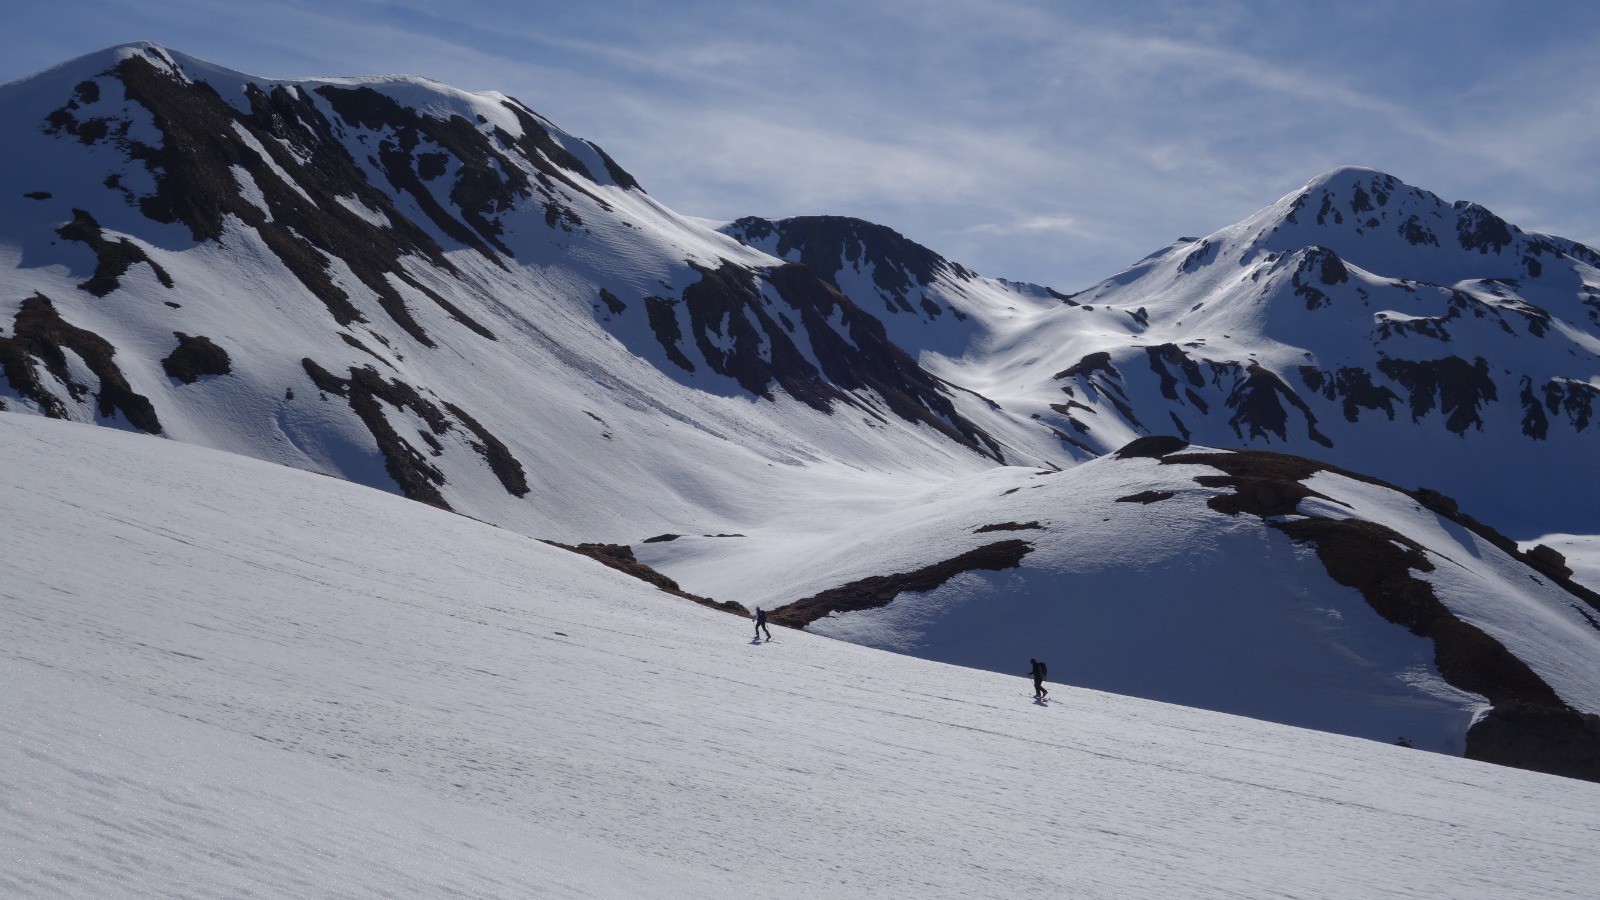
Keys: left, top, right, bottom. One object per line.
{"left": 5, "top": 43, "right": 1600, "bottom": 775}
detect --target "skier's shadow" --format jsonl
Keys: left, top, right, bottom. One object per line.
{"left": 749, "top": 637, "right": 765, "bottom": 645}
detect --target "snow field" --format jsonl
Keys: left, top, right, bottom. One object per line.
{"left": 641, "top": 451, "right": 1600, "bottom": 755}
{"left": 4, "top": 414, "right": 1600, "bottom": 898}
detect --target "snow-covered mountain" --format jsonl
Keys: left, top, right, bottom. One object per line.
{"left": 5, "top": 44, "right": 1600, "bottom": 781}
{"left": 910, "top": 166, "right": 1600, "bottom": 536}
{"left": 7, "top": 45, "right": 1596, "bottom": 542}
{"left": 0, "top": 42, "right": 1064, "bottom": 540}
{"left": 7, "top": 413, "right": 1600, "bottom": 897}
{"left": 639, "top": 434, "right": 1600, "bottom": 775}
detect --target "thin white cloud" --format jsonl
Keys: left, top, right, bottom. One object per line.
{"left": 2, "top": 0, "right": 1596, "bottom": 287}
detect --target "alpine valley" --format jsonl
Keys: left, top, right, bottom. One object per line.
{"left": 4, "top": 43, "right": 1600, "bottom": 896}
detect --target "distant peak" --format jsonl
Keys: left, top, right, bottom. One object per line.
{"left": 721, "top": 215, "right": 958, "bottom": 288}
{"left": 1302, "top": 165, "right": 1396, "bottom": 190}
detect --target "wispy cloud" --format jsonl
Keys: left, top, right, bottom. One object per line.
{"left": 3, "top": 0, "right": 1597, "bottom": 286}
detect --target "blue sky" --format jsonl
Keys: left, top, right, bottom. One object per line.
{"left": 4, "top": 1, "right": 1598, "bottom": 289}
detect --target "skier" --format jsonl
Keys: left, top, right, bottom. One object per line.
{"left": 755, "top": 607, "right": 772, "bottom": 642}
{"left": 1028, "top": 658, "right": 1049, "bottom": 700}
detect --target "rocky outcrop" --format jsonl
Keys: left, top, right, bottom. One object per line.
{"left": 544, "top": 541, "right": 745, "bottom": 616}
{"left": 722, "top": 215, "right": 969, "bottom": 319}
{"left": 770, "top": 540, "right": 1033, "bottom": 628}
{"left": 161, "top": 332, "right": 231, "bottom": 383}
{"left": 55, "top": 208, "right": 173, "bottom": 297}
{"left": 0, "top": 294, "right": 160, "bottom": 433}
{"left": 301, "top": 360, "right": 527, "bottom": 509}
{"left": 1136, "top": 442, "right": 1600, "bottom": 781}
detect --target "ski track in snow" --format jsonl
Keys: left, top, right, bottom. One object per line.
{"left": 3, "top": 414, "right": 1600, "bottom": 898}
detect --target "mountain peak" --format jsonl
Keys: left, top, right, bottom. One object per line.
{"left": 1214, "top": 165, "right": 1600, "bottom": 285}
{"left": 1301, "top": 165, "right": 1397, "bottom": 192}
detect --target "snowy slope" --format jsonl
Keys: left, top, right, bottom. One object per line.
{"left": 6, "top": 45, "right": 1597, "bottom": 550}
{"left": 0, "top": 43, "right": 1060, "bottom": 541}
{"left": 6, "top": 43, "right": 1600, "bottom": 788}
{"left": 640, "top": 438, "right": 1600, "bottom": 768}
{"left": 5, "top": 413, "right": 1600, "bottom": 898}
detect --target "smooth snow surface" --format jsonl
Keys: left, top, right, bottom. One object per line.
{"left": 4, "top": 414, "right": 1600, "bottom": 898}
{"left": 642, "top": 451, "right": 1600, "bottom": 755}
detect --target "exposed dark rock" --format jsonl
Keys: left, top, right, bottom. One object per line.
{"left": 1050, "top": 427, "right": 1096, "bottom": 455}
{"left": 643, "top": 295, "right": 696, "bottom": 372}
{"left": 1455, "top": 202, "right": 1514, "bottom": 254}
{"left": 301, "top": 360, "right": 528, "bottom": 507}
{"left": 161, "top": 332, "right": 232, "bottom": 383}
{"left": 1276, "top": 516, "right": 1560, "bottom": 709}
{"left": 1377, "top": 356, "right": 1497, "bottom": 434}
{"left": 1168, "top": 411, "right": 1192, "bottom": 440}
{"left": 1520, "top": 376, "right": 1549, "bottom": 439}
{"left": 642, "top": 533, "right": 681, "bottom": 543}
{"left": 1116, "top": 490, "right": 1175, "bottom": 504}
{"left": 1542, "top": 379, "right": 1597, "bottom": 433}
{"left": 1292, "top": 248, "right": 1348, "bottom": 311}
{"left": 0, "top": 294, "right": 161, "bottom": 433}
{"left": 339, "top": 333, "right": 388, "bottom": 364}
{"left": 1178, "top": 239, "right": 1217, "bottom": 273}
{"left": 303, "top": 359, "right": 449, "bottom": 508}
{"left": 1049, "top": 400, "right": 1095, "bottom": 416}
{"left": 721, "top": 215, "right": 959, "bottom": 315}
{"left": 1315, "top": 192, "right": 1344, "bottom": 226}
{"left": 762, "top": 263, "right": 1002, "bottom": 459}
{"left": 1115, "top": 435, "right": 1190, "bottom": 459}
{"left": 1225, "top": 362, "right": 1332, "bottom": 447}
{"left": 583, "top": 139, "right": 642, "bottom": 191}
{"left": 544, "top": 541, "right": 746, "bottom": 615}
{"left": 1045, "top": 286, "right": 1080, "bottom": 306}
{"left": 55, "top": 208, "right": 173, "bottom": 296}
{"left": 1409, "top": 487, "right": 1600, "bottom": 617}
{"left": 1145, "top": 344, "right": 1205, "bottom": 401}
{"left": 1467, "top": 703, "right": 1600, "bottom": 782}
{"left": 680, "top": 262, "right": 799, "bottom": 400}
{"left": 496, "top": 98, "right": 607, "bottom": 200}
{"left": 415, "top": 152, "right": 449, "bottom": 181}
{"left": 1283, "top": 192, "right": 1308, "bottom": 225}
{"left": 316, "top": 84, "right": 523, "bottom": 257}
{"left": 43, "top": 100, "right": 116, "bottom": 145}
{"left": 1300, "top": 365, "right": 1399, "bottom": 423}
{"left": 973, "top": 521, "right": 1042, "bottom": 533}
{"left": 441, "top": 401, "right": 529, "bottom": 497}
{"left": 23, "top": 191, "right": 52, "bottom": 200}
{"left": 1527, "top": 544, "right": 1572, "bottom": 580}
{"left": 769, "top": 539, "right": 1033, "bottom": 628}
{"left": 1160, "top": 448, "right": 1600, "bottom": 780}
{"left": 1398, "top": 215, "right": 1440, "bottom": 247}
{"left": 1056, "top": 351, "right": 1144, "bottom": 430}
{"left": 104, "top": 56, "right": 498, "bottom": 344}
{"left": 598, "top": 288, "right": 626, "bottom": 315}
{"left": 1055, "top": 351, "right": 1119, "bottom": 381}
